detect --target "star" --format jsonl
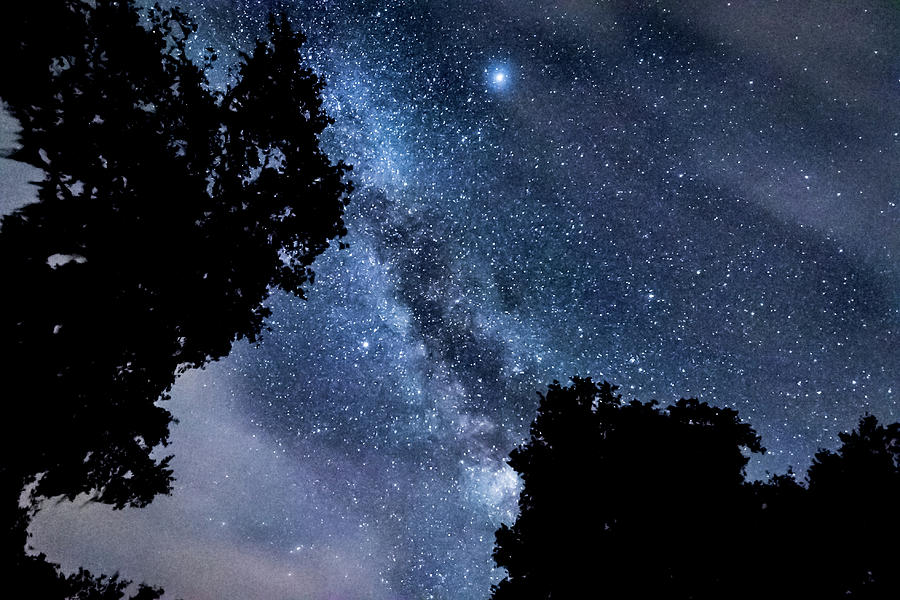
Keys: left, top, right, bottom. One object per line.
{"left": 487, "top": 65, "right": 511, "bottom": 90}
{"left": 22, "top": 1, "right": 898, "bottom": 599}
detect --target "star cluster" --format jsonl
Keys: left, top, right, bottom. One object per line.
{"left": 24, "top": 1, "right": 898, "bottom": 600}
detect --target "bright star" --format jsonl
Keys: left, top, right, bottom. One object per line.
{"left": 487, "top": 64, "right": 512, "bottom": 90}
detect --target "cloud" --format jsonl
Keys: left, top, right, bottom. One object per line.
{"left": 0, "top": 100, "right": 42, "bottom": 217}
{"left": 28, "top": 362, "right": 395, "bottom": 600}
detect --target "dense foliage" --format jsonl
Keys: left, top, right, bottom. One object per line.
{"left": 0, "top": 1, "right": 350, "bottom": 596}
{"left": 493, "top": 378, "right": 900, "bottom": 599}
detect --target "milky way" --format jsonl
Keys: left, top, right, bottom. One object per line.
{"left": 19, "top": 1, "right": 899, "bottom": 599}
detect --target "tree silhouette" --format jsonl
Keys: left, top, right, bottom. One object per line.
{"left": 492, "top": 378, "right": 765, "bottom": 599}
{"left": 802, "top": 416, "right": 900, "bottom": 598}
{"left": 739, "top": 416, "right": 900, "bottom": 599}
{"left": 61, "top": 568, "right": 164, "bottom": 600}
{"left": 492, "top": 379, "right": 900, "bottom": 599}
{"left": 0, "top": 0, "right": 350, "bottom": 595}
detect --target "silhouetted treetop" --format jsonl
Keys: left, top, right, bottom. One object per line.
{"left": 1, "top": 2, "right": 350, "bottom": 597}
{"left": 802, "top": 415, "right": 900, "bottom": 598}
{"left": 493, "top": 379, "right": 900, "bottom": 600}
{"left": 808, "top": 414, "right": 900, "bottom": 496}
{"left": 0, "top": 2, "right": 350, "bottom": 513}
{"left": 494, "top": 378, "right": 765, "bottom": 600}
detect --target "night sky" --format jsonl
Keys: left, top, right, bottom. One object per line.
{"left": 5, "top": 1, "right": 898, "bottom": 599}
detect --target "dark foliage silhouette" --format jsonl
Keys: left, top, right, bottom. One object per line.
{"left": 742, "top": 417, "right": 900, "bottom": 599}
{"left": 491, "top": 378, "right": 764, "bottom": 599}
{"left": 64, "top": 568, "right": 164, "bottom": 600}
{"left": 0, "top": 0, "right": 350, "bottom": 596}
{"left": 493, "top": 378, "right": 900, "bottom": 599}
{"left": 801, "top": 416, "right": 900, "bottom": 598}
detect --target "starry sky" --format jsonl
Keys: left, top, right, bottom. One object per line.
{"left": 6, "top": 1, "right": 898, "bottom": 599}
